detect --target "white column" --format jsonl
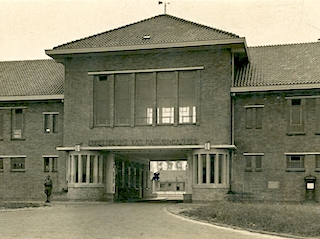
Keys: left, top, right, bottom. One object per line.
{"left": 214, "top": 154, "right": 219, "bottom": 184}
{"left": 71, "top": 155, "right": 75, "bottom": 183}
{"left": 186, "top": 153, "right": 193, "bottom": 193}
{"left": 67, "top": 155, "right": 71, "bottom": 183}
{"left": 122, "top": 161, "right": 125, "bottom": 188}
{"left": 222, "top": 154, "right": 227, "bottom": 185}
{"left": 128, "top": 167, "right": 131, "bottom": 187}
{"left": 206, "top": 154, "right": 210, "bottom": 184}
{"left": 193, "top": 154, "right": 197, "bottom": 184}
{"left": 99, "top": 156, "right": 103, "bottom": 183}
{"left": 86, "top": 155, "right": 90, "bottom": 183}
{"left": 226, "top": 153, "right": 230, "bottom": 185}
{"left": 78, "top": 155, "right": 83, "bottom": 183}
{"left": 93, "top": 155, "right": 98, "bottom": 183}
{"left": 106, "top": 153, "right": 115, "bottom": 194}
{"left": 198, "top": 154, "right": 202, "bottom": 184}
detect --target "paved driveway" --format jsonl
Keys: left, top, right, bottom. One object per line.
{"left": 0, "top": 202, "right": 292, "bottom": 239}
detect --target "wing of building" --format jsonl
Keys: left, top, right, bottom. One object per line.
{"left": 1, "top": 14, "right": 319, "bottom": 202}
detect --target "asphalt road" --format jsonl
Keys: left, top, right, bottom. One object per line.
{"left": 0, "top": 202, "right": 292, "bottom": 239}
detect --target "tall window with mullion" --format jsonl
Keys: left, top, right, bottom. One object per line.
{"left": 287, "top": 99, "right": 305, "bottom": 134}
{"left": 115, "top": 74, "right": 132, "bottom": 125}
{"left": 12, "top": 108, "right": 25, "bottom": 139}
{"left": 157, "top": 72, "right": 175, "bottom": 124}
{"left": 0, "top": 110, "right": 3, "bottom": 140}
{"left": 135, "top": 73, "right": 154, "bottom": 125}
{"left": 179, "top": 71, "right": 196, "bottom": 124}
{"left": 94, "top": 76, "right": 111, "bottom": 125}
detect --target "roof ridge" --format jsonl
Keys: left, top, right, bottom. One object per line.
{"left": 249, "top": 41, "right": 320, "bottom": 48}
{"left": 53, "top": 14, "right": 239, "bottom": 49}
{"left": 164, "top": 14, "right": 239, "bottom": 38}
{"left": 0, "top": 59, "right": 55, "bottom": 63}
{"left": 53, "top": 14, "right": 164, "bottom": 50}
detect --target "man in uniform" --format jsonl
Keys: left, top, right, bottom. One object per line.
{"left": 44, "top": 175, "right": 53, "bottom": 203}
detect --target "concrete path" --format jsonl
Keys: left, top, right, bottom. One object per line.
{"left": 0, "top": 202, "right": 294, "bottom": 239}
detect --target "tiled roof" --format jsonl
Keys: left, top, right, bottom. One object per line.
{"left": 0, "top": 60, "right": 64, "bottom": 97}
{"left": 53, "top": 14, "right": 239, "bottom": 50}
{"left": 234, "top": 42, "right": 320, "bottom": 87}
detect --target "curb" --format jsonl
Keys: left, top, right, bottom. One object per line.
{"left": 166, "top": 204, "right": 319, "bottom": 239}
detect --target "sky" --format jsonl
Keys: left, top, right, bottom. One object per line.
{"left": 0, "top": 0, "right": 320, "bottom": 61}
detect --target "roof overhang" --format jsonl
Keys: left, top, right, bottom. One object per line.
{"left": 231, "top": 83, "right": 320, "bottom": 93}
{"left": 45, "top": 38, "right": 249, "bottom": 60}
{"left": 0, "top": 94, "right": 64, "bottom": 102}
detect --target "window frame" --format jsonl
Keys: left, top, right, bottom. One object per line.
{"left": 10, "top": 156, "right": 26, "bottom": 172}
{"left": 245, "top": 105, "right": 264, "bottom": 129}
{"left": 43, "top": 156, "right": 58, "bottom": 172}
{"left": 11, "top": 108, "right": 26, "bottom": 140}
{"left": 286, "top": 155, "right": 305, "bottom": 172}
{"left": 287, "top": 99, "right": 306, "bottom": 135}
{"left": 0, "top": 110, "right": 3, "bottom": 140}
{"left": 244, "top": 153, "right": 263, "bottom": 172}
{"left": 43, "top": 112, "right": 59, "bottom": 133}
{"left": 91, "top": 67, "right": 202, "bottom": 128}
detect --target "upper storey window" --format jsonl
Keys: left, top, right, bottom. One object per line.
{"left": 11, "top": 108, "right": 25, "bottom": 140}
{"left": 287, "top": 98, "right": 305, "bottom": 134}
{"left": 93, "top": 67, "right": 201, "bottom": 127}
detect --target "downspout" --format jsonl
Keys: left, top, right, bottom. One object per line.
{"left": 229, "top": 52, "right": 235, "bottom": 193}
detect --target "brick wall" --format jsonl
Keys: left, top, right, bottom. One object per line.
{"left": 0, "top": 101, "right": 64, "bottom": 201}
{"left": 233, "top": 91, "right": 320, "bottom": 202}
{"left": 62, "top": 47, "right": 233, "bottom": 147}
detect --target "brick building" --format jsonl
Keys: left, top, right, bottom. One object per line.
{"left": 1, "top": 14, "right": 320, "bottom": 202}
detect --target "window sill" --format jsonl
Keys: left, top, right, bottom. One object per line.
{"left": 10, "top": 169, "right": 25, "bottom": 172}
{"left": 315, "top": 168, "right": 320, "bottom": 172}
{"left": 11, "top": 138, "right": 25, "bottom": 141}
{"left": 286, "top": 132, "right": 306, "bottom": 136}
{"left": 286, "top": 168, "right": 305, "bottom": 172}
{"left": 68, "top": 183, "right": 104, "bottom": 188}
{"left": 193, "top": 184, "right": 229, "bottom": 189}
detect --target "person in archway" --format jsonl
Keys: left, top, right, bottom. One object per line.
{"left": 44, "top": 175, "right": 53, "bottom": 203}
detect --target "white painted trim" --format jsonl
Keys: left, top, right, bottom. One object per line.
{"left": 231, "top": 84, "right": 320, "bottom": 93}
{"left": 243, "top": 153, "right": 264, "bottom": 156}
{"left": 284, "top": 152, "right": 320, "bottom": 155}
{"left": 244, "top": 105, "right": 264, "bottom": 108}
{"left": 88, "top": 66, "right": 204, "bottom": 75}
{"left": 42, "top": 112, "right": 60, "bottom": 115}
{"left": 0, "top": 95, "right": 64, "bottom": 102}
{"left": 0, "top": 106, "right": 27, "bottom": 109}
{"left": 0, "top": 155, "right": 27, "bottom": 158}
{"left": 56, "top": 144, "right": 236, "bottom": 151}
{"left": 42, "top": 155, "right": 59, "bottom": 158}
{"left": 46, "top": 38, "right": 247, "bottom": 56}
{"left": 285, "top": 95, "right": 320, "bottom": 99}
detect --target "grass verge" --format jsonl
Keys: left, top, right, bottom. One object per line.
{"left": 0, "top": 202, "right": 43, "bottom": 210}
{"left": 181, "top": 201, "right": 320, "bottom": 237}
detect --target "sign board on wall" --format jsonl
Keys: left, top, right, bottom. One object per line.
{"left": 88, "top": 138, "right": 199, "bottom": 147}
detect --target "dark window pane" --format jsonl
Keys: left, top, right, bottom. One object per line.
{"left": 115, "top": 74, "right": 131, "bottom": 125}
{"left": 94, "top": 76, "right": 111, "bottom": 125}
{"left": 136, "top": 73, "right": 153, "bottom": 125}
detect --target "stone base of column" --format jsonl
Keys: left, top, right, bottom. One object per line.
{"left": 105, "top": 193, "right": 114, "bottom": 202}
{"left": 183, "top": 193, "right": 192, "bottom": 203}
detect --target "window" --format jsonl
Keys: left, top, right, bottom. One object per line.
{"left": 43, "top": 156, "right": 58, "bottom": 172}
{"left": 11, "top": 108, "right": 25, "bottom": 139}
{"left": 245, "top": 106, "right": 263, "bottom": 129}
{"left": 286, "top": 155, "right": 305, "bottom": 171}
{"left": 0, "top": 110, "right": 3, "bottom": 140}
{"left": 68, "top": 152, "right": 104, "bottom": 184}
{"left": 287, "top": 99, "right": 305, "bottom": 134}
{"left": 315, "top": 99, "right": 320, "bottom": 134}
{"left": 0, "top": 158, "right": 3, "bottom": 172}
{"left": 179, "top": 71, "right": 196, "bottom": 123}
{"left": 315, "top": 155, "right": 320, "bottom": 171}
{"left": 11, "top": 157, "right": 25, "bottom": 171}
{"left": 94, "top": 76, "right": 111, "bottom": 125}
{"left": 43, "top": 113, "right": 59, "bottom": 133}
{"left": 244, "top": 154, "right": 263, "bottom": 172}
{"left": 93, "top": 68, "right": 200, "bottom": 127}
{"left": 194, "top": 150, "right": 229, "bottom": 186}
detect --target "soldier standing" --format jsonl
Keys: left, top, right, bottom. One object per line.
{"left": 44, "top": 175, "right": 53, "bottom": 203}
